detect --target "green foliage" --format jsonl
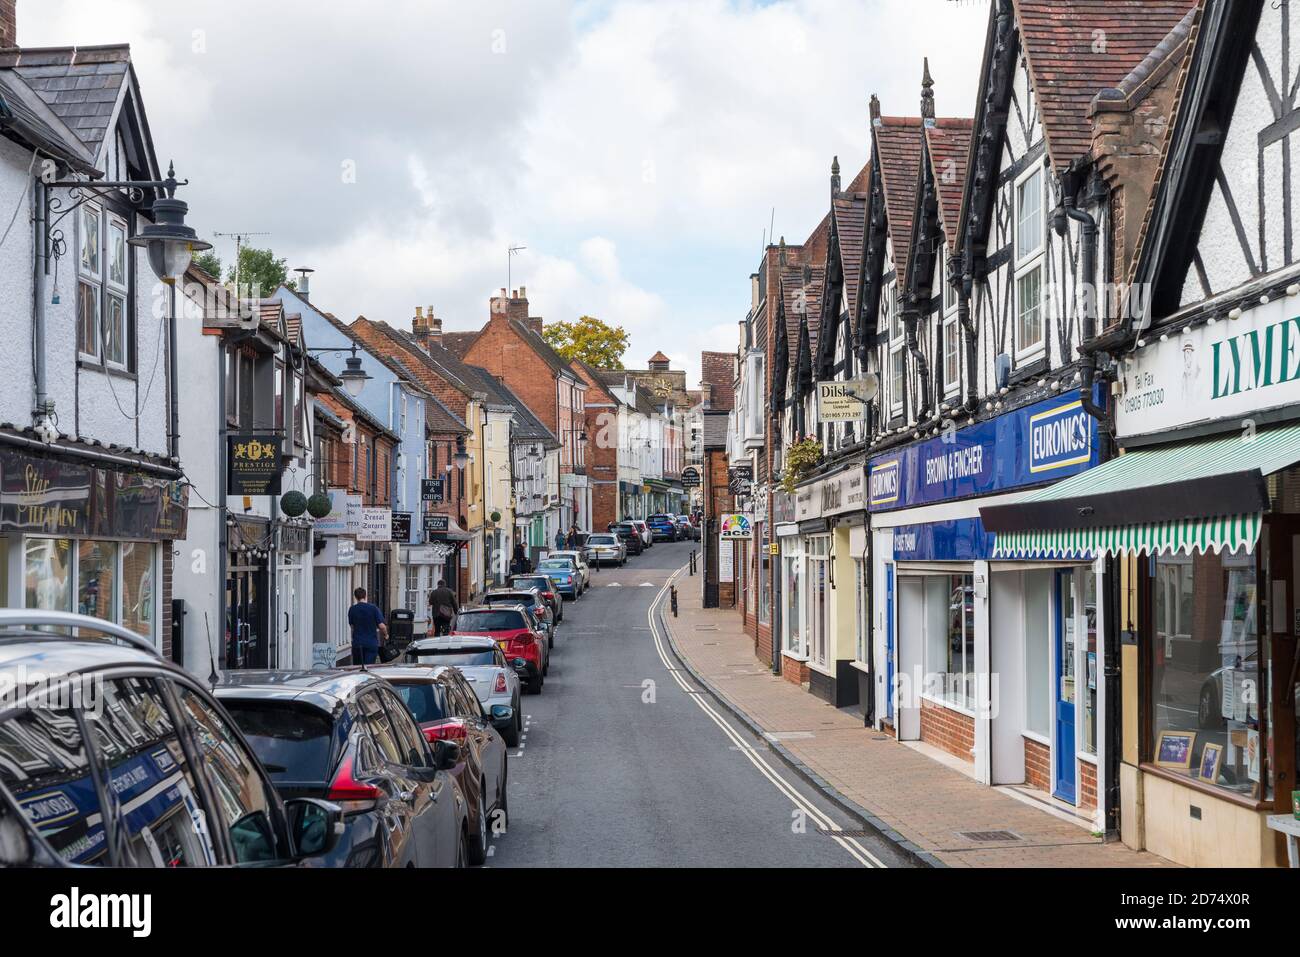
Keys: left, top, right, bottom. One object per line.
{"left": 280, "top": 491, "right": 308, "bottom": 517}
{"left": 779, "top": 437, "right": 824, "bottom": 495}
{"left": 541, "top": 315, "right": 630, "bottom": 369}
{"left": 193, "top": 250, "right": 223, "bottom": 280}
{"left": 227, "top": 246, "right": 295, "bottom": 296}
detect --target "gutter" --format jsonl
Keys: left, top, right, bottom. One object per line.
{"left": 0, "top": 430, "right": 182, "bottom": 478}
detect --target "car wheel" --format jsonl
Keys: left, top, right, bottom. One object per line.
{"left": 497, "top": 761, "right": 509, "bottom": 828}
{"left": 468, "top": 784, "right": 489, "bottom": 865}
{"left": 502, "top": 704, "right": 521, "bottom": 747}
{"left": 531, "top": 672, "right": 544, "bottom": 694}
{"left": 456, "top": 827, "right": 469, "bottom": 869}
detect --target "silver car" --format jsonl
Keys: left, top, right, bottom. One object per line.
{"left": 584, "top": 532, "right": 627, "bottom": 567}
{"left": 405, "top": 636, "right": 523, "bottom": 747}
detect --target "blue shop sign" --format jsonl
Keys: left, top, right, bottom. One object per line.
{"left": 892, "top": 519, "right": 994, "bottom": 562}
{"left": 868, "top": 387, "right": 1103, "bottom": 512}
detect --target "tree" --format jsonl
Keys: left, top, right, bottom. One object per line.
{"left": 226, "top": 245, "right": 295, "bottom": 295}
{"left": 193, "top": 250, "right": 223, "bottom": 280}
{"left": 541, "top": 315, "right": 630, "bottom": 369}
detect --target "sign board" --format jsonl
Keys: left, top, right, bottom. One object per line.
{"left": 868, "top": 386, "right": 1103, "bottom": 512}
{"left": 227, "top": 435, "right": 282, "bottom": 496}
{"left": 314, "top": 489, "right": 349, "bottom": 535}
{"left": 680, "top": 466, "right": 702, "bottom": 488}
{"left": 421, "top": 478, "right": 445, "bottom": 503}
{"left": 312, "top": 643, "right": 339, "bottom": 671}
{"left": 1116, "top": 297, "right": 1300, "bottom": 439}
{"left": 816, "top": 379, "right": 870, "bottom": 422}
{"left": 729, "top": 463, "right": 753, "bottom": 483}
{"left": 424, "top": 513, "right": 450, "bottom": 534}
{"left": 718, "top": 540, "right": 734, "bottom": 582}
{"left": 719, "top": 513, "right": 753, "bottom": 539}
{"left": 729, "top": 476, "right": 752, "bottom": 497}
{"left": 357, "top": 507, "right": 391, "bottom": 542}
{"left": 391, "top": 512, "right": 412, "bottom": 543}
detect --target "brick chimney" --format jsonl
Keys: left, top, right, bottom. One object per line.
{"left": 0, "top": 1, "right": 16, "bottom": 49}
{"left": 412, "top": 305, "right": 442, "bottom": 351}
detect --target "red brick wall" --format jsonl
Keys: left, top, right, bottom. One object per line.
{"left": 757, "top": 622, "right": 774, "bottom": 667}
{"left": 0, "top": 1, "right": 14, "bottom": 49}
{"left": 1079, "top": 759, "right": 1098, "bottom": 811}
{"left": 465, "top": 317, "right": 560, "bottom": 441}
{"left": 920, "top": 698, "right": 975, "bottom": 763}
{"left": 1024, "top": 736, "right": 1051, "bottom": 792}
{"left": 590, "top": 480, "right": 617, "bottom": 535}
{"left": 781, "top": 653, "right": 809, "bottom": 686}
{"left": 700, "top": 351, "right": 735, "bottom": 411}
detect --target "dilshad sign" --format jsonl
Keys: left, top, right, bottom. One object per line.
{"left": 1116, "top": 297, "right": 1300, "bottom": 439}
{"left": 868, "top": 387, "right": 1102, "bottom": 512}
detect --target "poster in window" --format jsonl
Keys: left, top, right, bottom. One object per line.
{"left": 1154, "top": 730, "right": 1195, "bottom": 769}
{"left": 227, "top": 435, "right": 283, "bottom": 496}
{"left": 1246, "top": 729, "right": 1260, "bottom": 783}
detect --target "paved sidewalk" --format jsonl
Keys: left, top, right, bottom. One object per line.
{"left": 661, "top": 582, "right": 1173, "bottom": 868}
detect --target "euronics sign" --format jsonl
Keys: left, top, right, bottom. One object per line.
{"left": 867, "top": 387, "right": 1103, "bottom": 512}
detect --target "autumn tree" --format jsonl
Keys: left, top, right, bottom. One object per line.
{"left": 542, "top": 315, "right": 630, "bottom": 369}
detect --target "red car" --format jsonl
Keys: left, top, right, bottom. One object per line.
{"left": 452, "top": 605, "right": 549, "bottom": 694}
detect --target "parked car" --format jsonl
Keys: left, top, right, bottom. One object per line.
{"left": 537, "top": 556, "right": 583, "bottom": 599}
{"left": 452, "top": 605, "right": 548, "bottom": 694}
{"left": 364, "top": 665, "right": 508, "bottom": 865}
{"left": 510, "top": 573, "right": 564, "bottom": 622}
{"left": 549, "top": 550, "right": 592, "bottom": 589}
{"left": 632, "top": 520, "right": 654, "bottom": 547}
{"left": 214, "top": 667, "right": 470, "bottom": 868}
{"left": 646, "top": 513, "right": 680, "bottom": 542}
{"left": 585, "top": 532, "right": 627, "bottom": 567}
{"left": 0, "top": 610, "right": 349, "bottom": 869}
{"left": 405, "top": 636, "right": 523, "bottom": 745}
{"left": 607, "top": 522, "right": 644, "bottom": 555}
{"left": 485, "top": 587, "right": 555, "bottom": 648}
{"left": 675, "top": 515, "right": 700, "bottom": 541}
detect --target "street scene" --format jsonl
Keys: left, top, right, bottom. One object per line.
{"left": 0, "top": 0, "right": 1297, "bottom": 924}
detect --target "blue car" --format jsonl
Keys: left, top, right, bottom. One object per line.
{"left": 646, "top": 514, "right": 680, "bottom": 542}
{"left": 537, "top": 557, "right": 582, "bottom": 599}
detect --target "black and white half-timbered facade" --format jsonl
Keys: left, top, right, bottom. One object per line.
{"left": 986, "top": 0, "right": 1298, "bottom": 867}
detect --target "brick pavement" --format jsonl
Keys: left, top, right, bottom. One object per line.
{"left": 662, "top": 582, "right": 1174, "bottom": 868}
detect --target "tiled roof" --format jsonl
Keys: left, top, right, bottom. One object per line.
{"left": 1015, "top": 0, "right": 1198, "bottom": 172}
{"left": 423, "top": 392, "right": 470, "bottom": 435}
{"left": 779, "top": 265, "right": 824, "bottom": 365}
{"left": 0, "top": 46, "right": 131, "bottom": 158}
{"left": 468, "top": 369, "right": 560, "bottom": 447}
{"left": 874, "top": 117, "right": 925, "bottom": 284}
{"left": 0, "top": 69, "right": 97, "bottom": 173}
{"left": 832, "top": 192, "right": 867, "bottom": 318}
{"left": 702, "top": 410, "right": 730, "bottom": 450}
{"left": 361, "top": 320, "right": 484, "bottom": 400}
{"left": 441, "top": 331, "right": 479, "bottom": 358}
{"left": 924, "top": 119, "right": 973, "bottom": 250}
{"left": 700, "top": 351, "right": 735, "bottom": 412}
{"left": 508, "top": 318, "right": 576, "bottom": 379}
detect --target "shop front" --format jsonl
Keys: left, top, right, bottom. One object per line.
{"left": 868, "top": 389, "right": 1105, "bottom": 816}
{"left": 275, "top": 522, "right": 313, "bottom": 670}
{"left": 0, "top": 445, "right": 187, "bottom": 653}
{"left": 985, "top": 306, "right": 1300, "bottom": 865}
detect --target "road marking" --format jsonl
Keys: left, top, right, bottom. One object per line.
{"left": 607, "top": 583, "right": 623, "bottom": 587}
{"left": 639, "top": 582, "right": 655, "bottom": 587}
{"left": 646, "top": 568, "right": 885, "bottom": 869}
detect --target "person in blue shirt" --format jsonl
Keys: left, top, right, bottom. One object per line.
{"left": 347, "top": 587, "right": 386, "bottom": 665}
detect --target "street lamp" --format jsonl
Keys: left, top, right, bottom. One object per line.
{"left": 126, "top": 163, "right": 212, "bottom": 284}
{"left": 307, "top": 342, "right": 372, "bottom": 398}
{"left": 453, "top": 437, "right": 470, "bottom": 471}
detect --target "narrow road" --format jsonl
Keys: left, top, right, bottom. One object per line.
{"left": 487, "top": 541, "right": 910, "bottom": 868}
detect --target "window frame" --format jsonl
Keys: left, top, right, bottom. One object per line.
{"left": 942, "top": 314, "right": 961, "bottom": 399}
{"left": 76, "top": 202, "right": 132, "bottom": 371}
{"left": 1013, "top": 163, "right": 1047, "bottom": 362}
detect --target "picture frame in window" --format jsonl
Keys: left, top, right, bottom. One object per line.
{"left": 1154, "top": 730, "right": 1196, "bottom": 769}
{"left": 1197, "top": 742, "right": 1223, "bottom": 782}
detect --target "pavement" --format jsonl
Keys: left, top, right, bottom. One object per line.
{"left": 488, "top": 542, "right": 909, "bottom": 868}
{"left": 659, "top": 561, "right": 1177, "bottom": 868}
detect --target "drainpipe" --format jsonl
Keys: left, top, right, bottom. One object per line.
{"left": 1053, "top": 186, "right": 1106, "bottom": 423}
{"left": 951, "top": 254, "right": 978, "bottom": 413}
{"left": 168, "top": 284, "right": 180, "bottom": 460}
{"left": 32, "top": 177, "right": 52, "bottom": 432}
{"left": 902, "top": 305, "right": 931, "bottom": 419}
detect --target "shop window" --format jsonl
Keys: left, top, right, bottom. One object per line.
{"left": 1024, "top": 569, "right": 1052, "bottom": 739}
{"left": 922, "top": 574, "right": 975, "bottom": 710}
{"left": 758, "top": 535, "right": 770, "bottom": 626}
{"left": 405, "top": 565, "right": 421, "bottom": 616}
{"left": 25, "top": 538, "right": 71, "bottom": 612}
{"left": 783, "top": 550, "right": 803, "bottom": 656}
{"left": 77, "top": 540, "right": 117, "bottom": 620}
{"left": 120, "top": 542, "right": 156, "bottom": 641}
{"left": 1081, "top": 569, "right": 1098, "bottom": 756}
{"left": 1150, "top": 549, "right": 1264, "bottom": 799}
{"left": 808, "top": 535, "right": 831, "bottom": 669}
{"left": 855, "top": 559, "right": 869, "bottom": 665}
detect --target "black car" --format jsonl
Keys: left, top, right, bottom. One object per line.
{"left": 608, "top": 522, "right": 644, "bottom": 555}
{"left": 214, "top": 669, "right": 470, "bottom": 868}
{"left": 510, "top": 573, "right": 564, "bottom": 622}
{"left": 0, "top": 610, "right": 345, "bottom": 868}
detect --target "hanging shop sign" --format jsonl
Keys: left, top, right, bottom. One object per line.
{"left": 1116, "top": 297, "right": 1300, "bottom": 439}
{"left": 424, "top": 513, "right": 450, "bottom": 535}
{"left": 0, "top": 449, "right": 188, "bottom": 541}
{"left": 772, "top": 490, "right": 796, "bottom": 525}
{"left": 227, "top": 435, "right": 283, "bottom": 496}
{"left": 357, "top": 507, "right": 391, "bottom": 542}
{"left": 719, "top": 513, "right": 754, "bottom": 539}
{"left": 391, "top": 511, "right": 413, "bottom": 544}
{"left": 421, "top": 478, "right": 445, "bottom": 503}
{"left": 278, "top": 523, "right": 312, "bottom": 554}
{"left": 868, "top": 386, "right": 1103, "bottom": 512}
{"left": 314, "top": 488, "right": 362, "bottom": 535}
{"left": 816, "top": 379, "right": 870, "bottom": 422}
{"left": 681, "top": 466, "right": 702, "bottom": 488}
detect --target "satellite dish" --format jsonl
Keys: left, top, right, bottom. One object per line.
{"left": 846, "top": 374, "right": 879, "bottom": 403}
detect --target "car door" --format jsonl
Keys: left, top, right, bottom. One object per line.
{"left": 356, "top": 690, "right": 421, "bottom": 865}
{"left": 377, "top": 688, "right": 456, "bottom": 867}
{"left": 449, "top": 672, "right": 503, "bottom": 816}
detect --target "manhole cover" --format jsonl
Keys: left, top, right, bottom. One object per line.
{"left": 694, "top": 626, "right": 719, "bottom": 632}
{"left": 871, "top": 736, "right": 889, "bottom": 741}
{"left": 958, "top": 830, "right": 1021, "bottom": 843}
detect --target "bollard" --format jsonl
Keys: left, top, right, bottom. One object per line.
{"left": 670, "top": 585, "right": 679, "bottom": 618}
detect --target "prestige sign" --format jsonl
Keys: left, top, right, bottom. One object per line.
{"left": 1116, "top": 297, "right": 1300, "bottom": 439}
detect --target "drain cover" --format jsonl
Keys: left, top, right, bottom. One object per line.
{"left": 958, "top": 830, "right": 1021, "bottom": 843}
{"left": 694, "top": 626, "right": 719, "bottom": 632}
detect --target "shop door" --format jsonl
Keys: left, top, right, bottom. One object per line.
{"left": 227, "top": 565, "right": 266, "bottom": 670}
{"left": 1054, "top": 570, "right": 1077, "bottom": 803}
{"left": 897, "top": 576, "right": 923, "bottom": 741}
{"left": 277, "top": 568, "right": 298, "bottom": 670}
{"left": 885, "top": 564, "right": 895, "bottom": 723}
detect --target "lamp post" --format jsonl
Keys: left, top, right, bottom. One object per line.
{"left": 307, "top": 342, "right": 372, "bottom": 398}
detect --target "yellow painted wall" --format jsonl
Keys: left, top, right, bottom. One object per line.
{"left": 1141, "top": 772, "right": 1279, "bottom": 867}
{"left": 831, "top": 526, "right": 856, "bottom": 662}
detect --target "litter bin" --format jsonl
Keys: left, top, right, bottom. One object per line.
{"left": 388, "top": 608, "right": 415, "bottom": 652}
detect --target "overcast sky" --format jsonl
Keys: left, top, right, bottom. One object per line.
{"left": 24, "top": 0, "right": 989, "bottom": 385}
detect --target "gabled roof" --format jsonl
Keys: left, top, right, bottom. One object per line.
{"left": 832, "top": 191, "right": 867, "bottom": 319}
{"left": 924, "top": 120, "right": 973, "bottom": 250}
{"left": 779, "top": 265, "right": 824, "bottom": 365}
{"left": 423, "top": 392, "right": 470, "bottom": 436}
{"left": 873, "top": 117, "right": 925, "bottom": 284}
{"left": 1015, "top": 0, "right": 1198, "bottom": 173}
{"left": 479, "top": 373, "right": 560, "bottom": 448}
{"left": 0, "top": 69, "right": 97, "bottom": 173}
{"left": 355, "top": 319, "right": 485, "bottom": 401}
{"left": 0, "top": 46, "right": 132, "bottom": 159}
{"left": 508, "top": 318, "right": 577, "bottom": 380}
{"left": 441, "top": 331, "right": 479, "bottom": 358}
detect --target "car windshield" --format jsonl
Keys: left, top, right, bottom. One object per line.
{"left": 407, "top": 647, "right": 498, "bottom": 666}
{"left": 486, "top": 593, "right": 535, "bottom": 605}
{"left": 539, "top": 560, "right": 574, "bottom": 571}
{"left": 456, "top": 610, "right": 526, "bottom": 631}
{"left": 222, "top": 701, "right": 336, "bottom": 785}
{"left": 589, "top": 535, "right": 617, "bottom": 545}
{"left": 512, "top": 577, "right": 550, "bottom": 591}
{"left": 391, "top": 682, "right": 447, "bottom": 724}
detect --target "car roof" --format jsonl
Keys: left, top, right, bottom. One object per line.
{"left": 408, "top": 635, "right": 498, "bottom": 650}
{"left": 0, "top": 636, "right": 170, "bottom": 682}
{"left": 211, "top": 668, "right": 386, "bottom": 712}
{"left": 360, "top": 664, "right": 449, "bottom": 685}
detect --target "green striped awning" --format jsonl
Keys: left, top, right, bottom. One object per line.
{"left": 993, "top": 513, "right": 1262, "bottom": 559}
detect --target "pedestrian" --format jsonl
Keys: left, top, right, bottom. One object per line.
{"left": 566, "top": 526, "right": 578, "bottom": 549}
{"left": 512, "top": 541, "right": 528, "bottom": 575}
{"left": 347, "top": 587, "right": 387, "bottom": 665}
{"left": 554, "top": 529, "right": 566, "bottom": 551}
{"left": 429, "top": 578, "right": 458, "bottom": 636}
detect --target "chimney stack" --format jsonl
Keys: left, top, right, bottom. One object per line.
{"left": 412, "top": 305, "right": 442, "bottom": 351}
{"left": 294, "top": 267, "right": 314, "bottom": 299}
{"left": 0, "top": 2, "right": 16, "bottom": 50}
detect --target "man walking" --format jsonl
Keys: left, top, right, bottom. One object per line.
{"left": 348, "top": 587, "right": 386, "bottom": 665}
{"left": 429, "top": 579, "right": 458, "bottom": 636}
{"left": 554, "top": 528, "right": 565, "bottom": 551}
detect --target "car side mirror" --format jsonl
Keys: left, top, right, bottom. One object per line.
{"left": 433, "top": 739, "right": 461, "bottom": 771}
{"left": 490, "top": 704, "right": 514, "bottom": 729}
{"left": 285, "top": 797, "right": 344, "bottom": 859}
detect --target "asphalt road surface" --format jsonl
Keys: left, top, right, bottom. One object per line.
{"left": 486, "top": 541, "right": 910, "bottom": 868}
